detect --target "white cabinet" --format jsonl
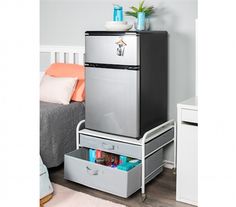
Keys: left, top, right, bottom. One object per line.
{"left": 176, "top": 97, "right": 198, "bottom": 206}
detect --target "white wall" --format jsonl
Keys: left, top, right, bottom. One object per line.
{"left": 40, "top": 0, "right": 197, "bottom": 164}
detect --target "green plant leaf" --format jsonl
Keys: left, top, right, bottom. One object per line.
{"left": 139, "top": 0, "right": 145, "bottom": 11}
{"left": 131, "top": 6, "right": 138, "bottom": 12}
{"left": 143, "top": 6, "right": 154, "bottom": 17}
{"left": 144, "top": 6, "right": 154, "bottom": 12}
{"left": 125, "top": 0, "right": 155, "bottom": 18}
{"left": 125, "top": 11, "right": 138, "bottom": 18}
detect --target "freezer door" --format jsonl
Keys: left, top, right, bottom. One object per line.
{"left": 85, "top": 67, "right": 140, "bottom": 138}
{"left": 85, "top": 35, "right": 139, "bottom": 66}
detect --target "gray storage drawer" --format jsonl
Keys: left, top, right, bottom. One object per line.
{"left": 145, "top": 128, "right": 174, "bottom": 155}
{"left": 145, "top": 148, "right": 163, "bottom": 183}
{"left": 80, "top": 134, "right": 142, "bottom": 159}
{"left": 64, "top": 148, "right": 142, "bottom": 198}
{"left": 79, "top": 128, "right": 174, "bottom": 159}
{"left": 146, "top": 148, "right": 163, "bottom": 175}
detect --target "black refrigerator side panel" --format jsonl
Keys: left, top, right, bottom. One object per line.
{"left": 140, "top": 32, "right": 168, "bottom": 136}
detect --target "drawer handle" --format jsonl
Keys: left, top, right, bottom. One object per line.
{"left": 86, "top": 166, "right": 98, "bottom": 175}
{"left": 102, "top": 143, "right": 115, "bottom": 150}
{"left": 182, "top": 121, "right": 198, "bottom": 126}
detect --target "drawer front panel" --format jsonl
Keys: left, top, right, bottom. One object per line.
{"left": 145, "top": 128, "right": 174, "bottom": 155}
{"left": 64, "top": 148, "right": 142, "bottom": 198}
{"left": 145, "top": 148, "right": 163, "bottom": 176}
{"left": 146, "top": 167, "right": 163, "bottom": 184}
{"left": 80, "top": 134, "right": 142, "bottom": 159}
{"left": 177, "top": 124, "right": 198, "bottom": 205}
{"left": 181, "top": 109, "right": 198, "bottom": 124}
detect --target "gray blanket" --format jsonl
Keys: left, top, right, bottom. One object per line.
{"left": 40, "top": 101, "right": 85, "bottom": 168}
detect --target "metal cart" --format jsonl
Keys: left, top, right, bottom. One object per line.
{"left": 74, "top": 119, "right": 176, "bottom": 200}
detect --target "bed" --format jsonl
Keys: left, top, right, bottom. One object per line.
{"left": 40, "top": 45, "right": 85, "bottom": 168}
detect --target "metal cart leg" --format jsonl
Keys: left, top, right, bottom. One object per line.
{"left": 141, "top": 193, "right": 147, "bottom": 202}
{"left": 141, "top": 173, "right": 146, "bottom": 202}
{"left": 141, "top": 180, "right": 146, "bottom": 202}
{"left": 141, "top": 135, "right": 146, "bottom": 202}
{"left": 140, "top": 120, "right": 176, "bottom": 200}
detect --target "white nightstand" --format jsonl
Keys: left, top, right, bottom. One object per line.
{"left": 176, "top": 97, "right": 198, "bottom": 206}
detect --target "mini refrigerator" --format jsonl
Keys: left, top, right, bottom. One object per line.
{"left": 85, "top": 31, "right": 168, "bottom": 139}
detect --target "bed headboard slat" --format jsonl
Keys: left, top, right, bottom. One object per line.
{"left": 68, "top": 52, "right": 74, "bottom": 64}
{"left": 78, "top": 54, "right": 84, "bottom": 65}
{"left": 58, "top": 52, "right": 65, "bottom": 63}
{"left": 40, "top": 45, "right": 85, "bottom": 65}
{"left": 50, "top": 52, "right": 56, "bottom": 63}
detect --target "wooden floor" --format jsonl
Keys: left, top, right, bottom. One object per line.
{"left": 49, "top": 165, "right": 194, "bottom": 207}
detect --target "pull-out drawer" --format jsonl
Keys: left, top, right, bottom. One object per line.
{"left": 145, "top": 128, "right": 174, "bottom": 155}
{"left": 80, "top": 134, "right": 142, "bottom": 159}
{"left": 64, "top": 148, "right": 142, "bottom": 198}
{"left": 181, "top": 109, "right": 198, "bottom": 124}
{"left": 79, "top": 128, "right": 174, "bottom": 159}
{"left": 145, "top": 148, "right": 163, "bottom": 183}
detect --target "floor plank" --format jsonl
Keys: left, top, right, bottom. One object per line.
{"left": 49, "top": 165, "right": 194, "bottom": 207}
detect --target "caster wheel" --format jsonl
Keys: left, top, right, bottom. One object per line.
{"left": 141, "top": 193, "right": 147, "bottom": 202}
{"left": 173, "top": 168, "right": 176, "bottom": 175}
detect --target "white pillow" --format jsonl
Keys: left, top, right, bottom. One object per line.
{"left": 40, "top": 75, "right": 78, "bottom": 105}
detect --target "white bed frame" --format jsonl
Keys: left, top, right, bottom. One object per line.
{"left": 40, "top": 45, "right": 85, "bottom": 65}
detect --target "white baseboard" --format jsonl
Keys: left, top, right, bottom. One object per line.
{"left": 163, "top": 160, "right": 174, "bottom": 169}
{"left": 176, "top": 197, "right": 198, "bottom": 206}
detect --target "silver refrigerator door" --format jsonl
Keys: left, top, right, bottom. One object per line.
{"left": 85, "top": 67, "right": 140, "bottom": 138}
{"left": 85, "top": 34, "right": 139, "bottom": 66}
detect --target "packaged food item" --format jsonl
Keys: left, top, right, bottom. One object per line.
{"left": 89, "top": 149, "right": 96, "bottom": 163}
{"left": 91, "top": 149, "right": 136, "bottom": 170}
{"left": 117, "top": 159, "right": 141, "bottom": 171}
{"left": 129, "top": 159, "right": 141, "bottom": 167}
{"left": 95, "top": 157, "right": 105, "bottom": 165}
{"left": 96, "top": 150, "right": 103, "bottom": 159}
{"left": 117, "top": 162, "right": 134, "bottom": 171}
{"left": 119, "top": 155, "right": 128, "bottom": 164}
{"left": 110, "top": 163, "right": 117, "bottom": 168}
{"left": 113, "top": 154, "right": 119, "bottom": 165}
{"left": 103, "top": 152, "right": 111, "bottom": 166}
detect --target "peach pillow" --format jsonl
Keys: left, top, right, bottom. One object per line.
{"left": 45, "top": 63, "right": 85, "bottom": 102}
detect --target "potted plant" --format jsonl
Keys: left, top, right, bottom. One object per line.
{"left": 125, "top": 0, "right": 154, "bottom": 31}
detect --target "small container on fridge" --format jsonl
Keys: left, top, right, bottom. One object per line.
{"left": 113, "top": 5, "right": 123, "bottom": 22}
{"left": 137, "top": 12, "right": 145, "bottom": 31}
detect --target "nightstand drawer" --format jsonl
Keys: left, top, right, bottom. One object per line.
{"left": 181, "top": 109, "right": 198, "bottom": 124}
